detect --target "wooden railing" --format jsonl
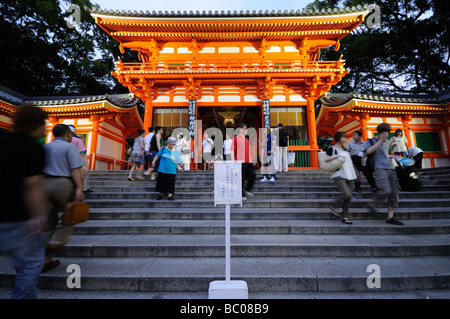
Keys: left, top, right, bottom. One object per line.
{"left": 115, "top": 59, "right": 345, "bottom": 73}
{"left": 87, "top": 153, "right": 130, "bottom": 171}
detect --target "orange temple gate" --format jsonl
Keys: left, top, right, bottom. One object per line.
{"left": 90, "top": 6, "right": 370, "bottom": 169}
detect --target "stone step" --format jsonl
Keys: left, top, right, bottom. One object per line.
{"left": 86, "top": 207, "right": 450, "bottom": 220}
{"left": 84, "top": 191, "right": 450, "bottom": 200}
{"left": 72, "top": 219, "right": 450, "bottom": 236}
{"left": 38, "top": 233, "right": 450, "bottom": 257}
{"left": 86, "top": 175, "right": 450, "bottom": 183}
{"left": 1, "top": 256, "right": 449, "bottom": 292}
{"left": 87, "top": 180, "right": 450, "bottom": 187}
{"left": 86, "top": 185, "right": 450, "bottom": 193}
{"left": 3, "top": 287, "right": 449, "bottom": 299}
{"left": 84, "top": 198, "right": 450, "bottom": 209}
{"left": 88, "top": 167, "right": 450, "bottom": 175}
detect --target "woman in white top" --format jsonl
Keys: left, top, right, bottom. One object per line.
{"left": 223, "top": 134, "right": 232, "bottom": 161}
{"left": 390, "top": 129, "right": 408, "bottom": 157}
{"left": 325, "top": 131, "right": 357, "bottom": 224}
{"left": 176, "top": 133, "right": 190, "bottom": 170}
{"left": 202, "top": 133, "right": 213, "bottom": 170}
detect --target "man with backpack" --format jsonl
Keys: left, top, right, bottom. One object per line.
{"left": 364, "top": 123, "right": 403, "bottom": 226}
{"left": 275, "top": 123, "right": 289, "bottom": 173}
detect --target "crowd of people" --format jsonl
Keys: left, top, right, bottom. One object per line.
{"left": 326, "top": 124, "right": 424, "bottom": 227}
{"left": 0, "top": 107, "right": 425, "bottom": 299}
{"left": 0, "top": 104, "right": 88, "bottom": 298}
{"left": 125, "top": 123, "right": 292, "bottom": 200}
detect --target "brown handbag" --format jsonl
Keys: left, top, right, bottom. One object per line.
{"left": 61, "top": 202, "right": 90, "bottom": 225}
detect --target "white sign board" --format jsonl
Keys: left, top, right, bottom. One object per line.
{"left": 214, "top": 161, "right": 242, "bottom": 206}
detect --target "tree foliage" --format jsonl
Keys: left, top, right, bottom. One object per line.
{"left": 306, "top": 0, "right": 450, "bottom": 94}
{"left": 0, "top": 0, "right": 139, "bottom": 96}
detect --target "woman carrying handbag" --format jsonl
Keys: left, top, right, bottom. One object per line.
{"left": 325, "top": 131, "right": 357, "bottom": 225}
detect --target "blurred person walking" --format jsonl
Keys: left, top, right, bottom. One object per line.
{"left": 231, "top": 123, "right": 256, "bottom": 200}
{"left": 127, "top": 128, "right": 146, "bottom": 181}
{"left": 365, "top": 123, "right": 404, "bottom": 226}
{"left": 260, "top": 127, "right": 277, "bottom": 182}
{"left": 68, "top": 125, "right": 90, "bottom": 192}
{"left": 0, "top": 104, "right": 48, "bottom": 298}
{"left": 347, "top": 130, "right": 378, "bottom": 193}
{"left": 143, "top": 127, "right": 155, "bottom": 171}
{"left": 275, "top": 123, "right": 289, "bottom": 173}
{"left": 326, "top": 132, "right": 356, "bottom": 224}
{"left": 42, "top": 124, "right": 84, "bottom": 272}
{"left": 145, "top": 126, "right": 163, "bottom": 180}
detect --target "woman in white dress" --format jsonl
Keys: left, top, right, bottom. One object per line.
{"left": 202, "top": 133, "right": 213, "bottom": 170}
{"left": 176, "top": 133, "right": 190, "bottom": 170}
{"left": 390, "top": 129, "right": 408, "bottom": 157}
{"left": 325, "top": 131, "right": 357, "bottom": 224}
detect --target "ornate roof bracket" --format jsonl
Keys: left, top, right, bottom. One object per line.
{"left": 183, "top": 78, "right": 202, "bottom": 100}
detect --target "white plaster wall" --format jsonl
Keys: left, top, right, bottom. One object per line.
{"left": 173, "top": 96, "right": 189, "bottom": 103}
{"left": 409, "top": 130, "right": 416, "bottom": 146}
{"left": 243, "top": 47, "right": 258, "bottom": 53}
{"left": 218, "top": 95, "right": 241, "bottom": 102}
{"left": 199, "top": 47, "right": 215, "bottom": 53}
{"left": 101, "top": 122, "right": 122, "bottom": 137}
{"left": 153, "top": 96, "right": 170, "bottom": 103}
{"left": 267, "top": 46, "right": 281, "bottom": 52}
{"left": 410, "top": 118, "right": 424, "bottom": 124}
{"left": 86, "top": 132, "right": 92, "bottom": 154}
{"left": 441, "top": 131, "right": 448, "bottom": 152}
{"left": 0, "top": 115, "right": 12, "bottom": 124}
{"left": 160, "top": 47, "right": 174, "bottom": 53}
{"left": 271, "top": 95, "right": 286, "bottom": 102}
{"left": 369, "top": 117, "right": 384, "bottom": 123}
{"left": 289, "top": 94, "right": 306, "bottom": 102}
{"left": 61, "top": 119, "right": 75, "bottom": 125}
{"left": 95, "top": 161, "right": 108, "bottom": 170}
{"left": 339, "top": 120, "right": 360, "bottom": 134}
{"left": 244, "top": 95, "right": 259, "bottom": 102}
{"left": 96, "top": 134, "right": 123, "bottom": 160}
{"left": 386, "top": 118, "right": 403, "bottom": 124}
{"left": 177, "top": 47, "right": 192, "bottom": 53}
{"left": 218, "top": 47, "right": 240, "bottom": 53}
{"left": 198, "top": 95, "right": 215, "bottom": 102}
{"left": 422, "top": 158, "right": 431, "bottom": 168}
{"left": 435, "top": 158, "right": 450, "bottom": 167}
{"left": 428, "top": 118, "right": 443, "bottom": 124}
{"left": 284, "top": 46, "right": 298, "bottom": 52}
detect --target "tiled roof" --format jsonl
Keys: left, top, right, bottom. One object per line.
{"left": 89, "top": 4, "right": 370, "bottom": 18}
{"left": 0, "top": 85, "right": 139, "bottom": 108}
{"left": 321, "top": 89, "right": 450, "bottom": 107}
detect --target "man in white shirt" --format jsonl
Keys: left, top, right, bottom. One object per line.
{"left": 144, "top": 127, "right": 154, "bottom": 173}
{"left": 223, "top": 134, "right": 232, "bottom": 161}
{"left": 408, "top": 146, "right": 424, "bottom": 169}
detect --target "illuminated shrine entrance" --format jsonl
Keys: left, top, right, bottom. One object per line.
{"left": 90, "top": 6, "right": 370, "bottom": 168}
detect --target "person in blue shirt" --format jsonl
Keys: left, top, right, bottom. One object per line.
{"left": 151, "top": 137, "right": 183, "bottom": 200}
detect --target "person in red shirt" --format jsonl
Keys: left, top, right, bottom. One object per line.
{"left": 230, "top": 123, "right": 256, "bottom": 200}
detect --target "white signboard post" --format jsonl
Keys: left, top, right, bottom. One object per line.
{"left": 209, "top": 161, "right": 248, "bottom": 299}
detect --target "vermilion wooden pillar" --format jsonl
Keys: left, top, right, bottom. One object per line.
{"left": 144, "top": 100, "right": 153, "bottom": 134}
{"left": 306, "top": 97, "right": 319, "bottom": 168}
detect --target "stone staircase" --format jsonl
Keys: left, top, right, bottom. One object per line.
{"left": 1, "top": 166, "right": 450, "bottom": 298}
